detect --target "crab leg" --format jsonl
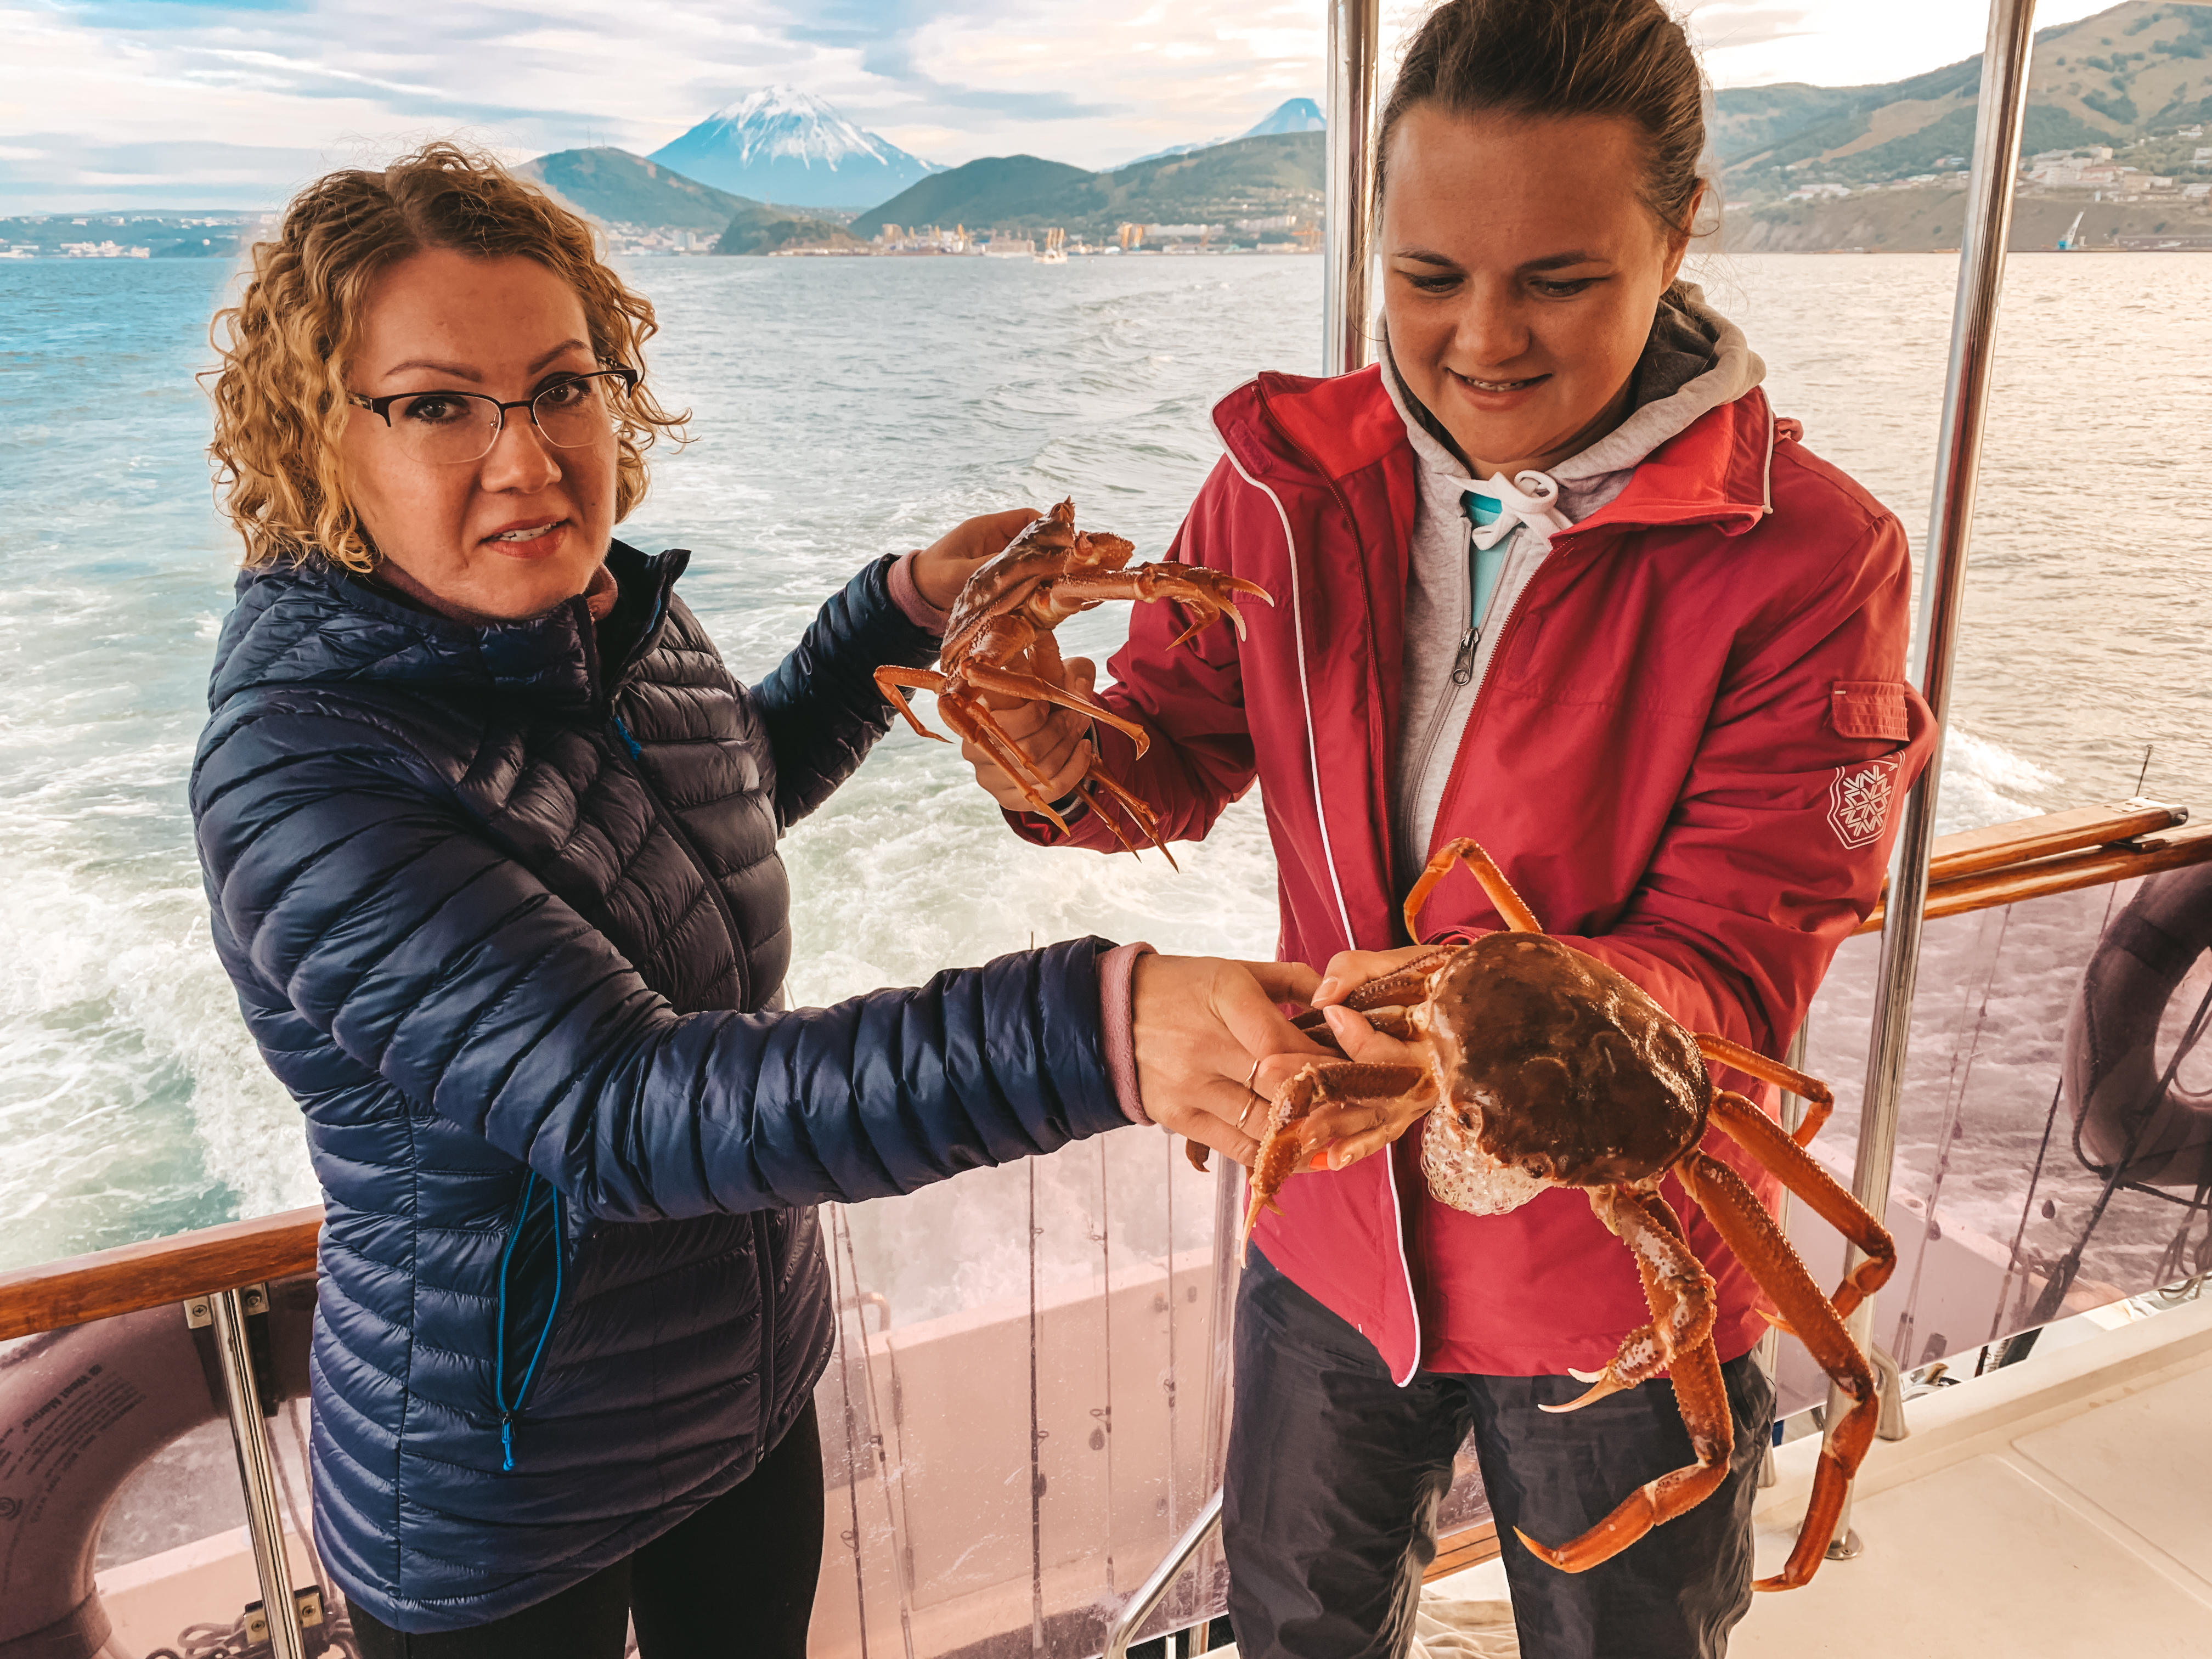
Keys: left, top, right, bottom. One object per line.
{"left": 873, "top": 666, "right": 952, "bottom": 741}
{"left": 1240, "top": 1060, "right": 1430, "bottom": 1262}
{"left": 1079, "top": 766, "right": 1180, "bottom": 869}
{"left": 1542, "top": 1187, "right": 1717, "bottom": 1413}
{"left": 1517, "top": 1189, "right": 1733, "bottom": 1573}
{"left": 1048, "top": 566, "right": 1273, "bottom": 644}
{"left": 957, "top": 661, "right": 1155, "bottom": 756}
{"left": 1401, "top": 837, "right": 1542, "bottom": 940}
{"left": 1706, "top": 1090, "right": 1895, "bottom": 1318}
{"left": 1677, "top": 1150, "right": 1875, "bottom": 1592}
{"left": 934, "top": 693, "right": 1075, "bottom": 834}
{"left": 1694, "top": 1034, "right": 1835, "bottom": 1147}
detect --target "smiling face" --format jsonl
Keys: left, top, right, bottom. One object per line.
{"left": 1380, "top": 108, "right": 1695, "bottom": 479}
{"left": 339, "top": 248, "right": 616, "bottom": 623}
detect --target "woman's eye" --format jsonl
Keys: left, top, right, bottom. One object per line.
{"left": 1532, "top": 278, "right": 1600, "bottom": 298}
{"left": 399, "top": 394, "right": 470, "bottom": 426}
{"left": 1403, "top": 272, "right": 1461, "bottom": 294}
{"left": 537, "top": 380, "right": 590, "bottom": 409}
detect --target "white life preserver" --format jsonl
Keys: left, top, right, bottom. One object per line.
{"left": 2065, "top": 860, "right": 2212, "bottom": 1190}
{"left": 0, "top": 1278, "right": 313, "bottom": 1659}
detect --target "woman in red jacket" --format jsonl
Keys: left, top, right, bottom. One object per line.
{"left": 965, "top": 2, "right": 1932, "bottom": 1654}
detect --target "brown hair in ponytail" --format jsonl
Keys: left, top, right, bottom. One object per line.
{"left": 1376, "top": 0, "right": 1710, "bottom": 240}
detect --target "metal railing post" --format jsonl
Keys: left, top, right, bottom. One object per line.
{"left": 1322, "top": 0, "right": 1382, "bottom": 376}
{"left": 1825, "top": 0, "right": 2040, "bottom": 1556}
{"left": 1104, "top": 1489, "right": 1224, "bottom": 1659}
{"left": 207, "top": 1285, "right": 308, "bottom": 1659}
{"left": 1757, "top": 1026, "right": 1810, "bottom": 1489}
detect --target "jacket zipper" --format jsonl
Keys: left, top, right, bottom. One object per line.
{"left": 754, "top": 1211, "right": 779, "bottom": 1436}
{"left": 1417, "top": 554, "right": 1556, "bottom": 903}
{"left": 592, "top": 577, "right": 749, "bottom": 1011}
{"left": 1395, "top": 516, "right": 1486, "bottom": 864}
{"left": 494, "top": 1172, "right": 566, "bottom": 1472}
{"left": 608, "top": 712, "right": 753, "bottom": 1011}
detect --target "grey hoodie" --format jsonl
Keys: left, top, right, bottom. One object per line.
{"left": 1381, "top": 283, "right": 1767, "bottom": 885}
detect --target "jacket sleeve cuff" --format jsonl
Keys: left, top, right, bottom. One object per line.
{"left": 888, "top": 551, "right": 953, "bottom": 635}
{"left": 1097, "top": 941, "right": 1155, "bottom": 1125}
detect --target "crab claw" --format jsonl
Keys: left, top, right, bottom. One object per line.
{"left": 1540, "top": 1373, "right": 1635, "bottom": 1414}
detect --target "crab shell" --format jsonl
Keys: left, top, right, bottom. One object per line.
{"left": 940, "top": 496, "right": 1136, "bottom": 659}
{"left": 1413, "top": 933, "right": 1713, "bottom": 1216}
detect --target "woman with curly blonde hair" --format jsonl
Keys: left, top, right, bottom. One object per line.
{"left": 193, "top": 143, "right": 1317, "bottom": 1656}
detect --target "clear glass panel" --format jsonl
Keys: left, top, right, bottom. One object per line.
{"left": 815, "top": 1132, "right": 1239, "bottom": 1658}
{"left": 1773, "top": 864, "right": 2212, "bottom": 1414}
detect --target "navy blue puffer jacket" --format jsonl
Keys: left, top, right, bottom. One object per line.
{"left": 191, "top": 543, "right": 1127, "bottom": 1632}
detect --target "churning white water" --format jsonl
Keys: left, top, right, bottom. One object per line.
{"left": 1, "top": 250, "right": 2207, "bottom": 1292}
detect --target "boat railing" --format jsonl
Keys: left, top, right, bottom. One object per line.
{"left": 0, "top": 1204, "right": 320, "bottom": 1343}
{"left": 6, "top": 799, "right": 2209, "bottom": 1659}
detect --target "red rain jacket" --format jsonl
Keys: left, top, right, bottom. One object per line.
{"left": 1025, "top": 364, "right": 1935, "bottom": 1381}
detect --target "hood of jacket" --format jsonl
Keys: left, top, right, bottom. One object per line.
{"left": 1215, "top": 336, "right": 1779, "bottom": 557}
{"left": 1379, "top": 281, "right": 1767, "bottom": 523}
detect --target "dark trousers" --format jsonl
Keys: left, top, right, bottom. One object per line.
{"left": 349, "top": 1401, "right": 823, "bottom": 1658}
{"left": 1224, "top": 1252, "right": 1774, "bottom": 1659}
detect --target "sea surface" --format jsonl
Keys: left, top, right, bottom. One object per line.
{"left": 2, "top": 251, "right": 2208, "bottom": 1318}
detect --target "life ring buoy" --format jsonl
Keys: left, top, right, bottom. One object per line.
{"left": 0, "top": 1277, "right": 313, "bottom": 1659}
{"left": 2066, "top": 859, "right": 2212, "bottom": 1190}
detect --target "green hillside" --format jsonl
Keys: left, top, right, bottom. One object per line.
{"left": 1725, "top": 183, "right": 2209, "bottom": 250}
{"left": 713, "top": 202, "right": 863, "bottom": 256}
{"left": 1718, "top": 1, "right": 2212, "bottom": 200}
{"left": 514, "top": 148, "right": 750, "bottom": 230}
{"left": 851, "top": 132, "right": 1323, "bottom": 239}
{"left": 850, "top": 155, "right": 1094, "bottom": 236}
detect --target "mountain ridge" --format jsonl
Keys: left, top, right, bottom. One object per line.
{"left": 648, "top": 86, "right": 944, "bottom": 209}
{"left": 851, "top": 132, "right": 1323, "bottom": 239}
{"left": 1714, "top": 1, "right": 2212, "bottom": 195}
{"left": 514, "top": 148, "right": 752, "bottom": 232}
{"left": 1124, "top": 97, "right": 1325, "bottom": 167}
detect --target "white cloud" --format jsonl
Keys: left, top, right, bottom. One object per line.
{"left": 1686, "top": 0, "right": 2123, "bottom": 88}
{"left": 0, "top": 0, "right": 2155, "bottom": 213}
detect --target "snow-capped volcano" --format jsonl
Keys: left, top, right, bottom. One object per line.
{"left": 1121, "top": 98, "right": 1326, "bottom": 167}
{"left": 648, "top": 86, "right": 943, "bottom": 209}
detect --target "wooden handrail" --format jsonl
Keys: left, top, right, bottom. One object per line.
{"left": 1923, "top": 797, "right": 2185, "bottom": 885}
{"left": 0, "top": 1205, "right": 320, "bottom": 1342}
{"left": 1424, "top": 1520, "right": 1502, "bottom": 1581}
{"left": 1859, "top": 815, "right": 2212, "bottom": 935}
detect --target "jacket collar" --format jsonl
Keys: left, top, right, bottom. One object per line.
{"left": 207, "top": 540, "right": 687, "bottom": 715}
{"left": 1215, "top": 314, "right": 1776, "bottom": 541}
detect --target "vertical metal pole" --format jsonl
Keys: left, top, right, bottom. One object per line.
{"left": 1198, "top": 1154, "right": 1241, "bottom": 1495}
{"left": 1825, "top": 0, "right": 2040, "bottom": 1553}
{"left": 210, "top": 1287, "right": 306, "bottom": 1659}
{"left": 1194, "top": 1155, "right": 1243, "bottom": 1612}
{"left": 1322, "top": 0, "right": 1382, "bottom": 376}
{"left": 1757, "top": 1026, "right": 1809, "bottom": 1490}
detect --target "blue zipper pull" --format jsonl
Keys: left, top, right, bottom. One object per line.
{"left": 611, "top": 715, "right": 643, "bottom": 760}
{"left": 501, "top": 1414, "right": 515, "bottom": 1472}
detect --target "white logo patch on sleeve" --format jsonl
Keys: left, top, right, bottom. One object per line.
{"left": 1827, "top": 755, "right": 1901, "bottom": 849}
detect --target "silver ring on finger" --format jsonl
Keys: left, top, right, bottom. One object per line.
{"left": 1239, "top": 1059, "right": 1265, "bottom": 1130}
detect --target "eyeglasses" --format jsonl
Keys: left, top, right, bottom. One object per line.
{"left": 346, "top": 368, "right": 640, "bottom": 466}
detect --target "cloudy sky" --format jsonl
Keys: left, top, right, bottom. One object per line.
{"left": 1, "top": 0, "right": 2124, "bottom": 211}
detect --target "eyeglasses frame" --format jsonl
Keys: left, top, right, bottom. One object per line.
{"left": 345, "top": 366, "right": 641, "bottom": 462}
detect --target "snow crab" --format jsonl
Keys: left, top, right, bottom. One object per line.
{"left": 1244, "top": 838, "right": 1896, "bottom": 1592}
{"left": 875, "top": 499, "right": 1269, "bottom": 861}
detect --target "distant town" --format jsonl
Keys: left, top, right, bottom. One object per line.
{"left": 9, "top": 2, "right": 2212, "bottom": 259}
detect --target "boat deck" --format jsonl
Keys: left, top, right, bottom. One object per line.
{"left": 1408, "top": 1292, "right": 2212, "bottom": 1658}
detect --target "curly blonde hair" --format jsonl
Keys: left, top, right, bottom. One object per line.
{"left": 207, "top": 141, "right": 687, "bottom": 570}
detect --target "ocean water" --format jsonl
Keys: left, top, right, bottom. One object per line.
{"left": 1, "top": 250, "right": 2207, "bottom": 1283}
